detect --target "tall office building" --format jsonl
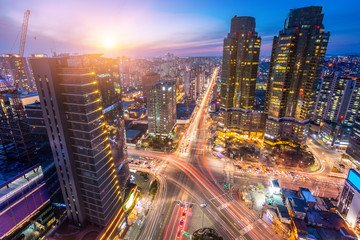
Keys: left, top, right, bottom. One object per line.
{"left": 94, "top": 57, "right": 129, "bottom": 195}
{"left": 313, "top": 74, "right": 351, "bottom": 125}
{"left": 219, "top": 16, "right": 264, "bottom": 136}
{"left": 184, "top": 70, "right": 191, "bottom": 100}
{"left": 313, "top": 74, "right": 360, "bottom": 126}
{"left": 30, "top": 54, "right": 126, "bottom": 227}
{"left": 148, "top": 81, "right": 176, "bottom": 137}
{"left": 313, "top": 75, "right": 360, "bottom": 149}
{"left": 142, "top": 72, "right": 160, "bottom": 98}
{"left": 343, "top": 77, "right": 360, "bottom": 127}
{"left": 25, "top": 102, "right": 64, "bottom": 204}
{"left": 0, "top": 54, "right": 36, "bottom": 91}
{"left": 264, "top": 6, "right": 330, "bottom": 146}
{"left": 347, "top": 116, "right": 360, "bottom": 162}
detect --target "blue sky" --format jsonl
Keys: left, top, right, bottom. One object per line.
{"left": 0, "top": 0, "right": 359, "bottom": 57}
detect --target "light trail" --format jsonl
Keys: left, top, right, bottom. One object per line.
{"left": 127, "top": 68, "right": 280, "bottom": 240}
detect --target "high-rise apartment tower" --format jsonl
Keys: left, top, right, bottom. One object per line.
{"left": 30, "top": 54, "right": 127, "bottom": 227}
{"left": 264, "top": 6, "right": 330, "bottom": 146}
{"left": 219, "top": 16, "right": 264, "bottom": 137}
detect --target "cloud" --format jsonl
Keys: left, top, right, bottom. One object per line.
{"left": 0, "top": 0, "right": 226, "bottom": 57}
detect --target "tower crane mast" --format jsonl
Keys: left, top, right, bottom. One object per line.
{"left": 19, "top": 10, "right": 30, "bottom": 58}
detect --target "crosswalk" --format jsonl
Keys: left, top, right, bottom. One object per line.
{"left": 225, "top": 161, "right": 234, "bottom": 184}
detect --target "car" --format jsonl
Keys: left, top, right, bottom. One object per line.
{"left": 179, "top": 220, "right": 184, "bottom": 227}
{"left": 182, "top": 212, "right": 186, "bottom": 217}
{"left": 177, "top": 200, "right": 181, "bottom": 205}
{"left": 177, "top": 230, "right": 181, "bottom": 239}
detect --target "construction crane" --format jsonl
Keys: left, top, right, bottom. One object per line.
{"left": 0, "top": 10, "right": 30, "bottom": 88}
{"left": 19, "top": 10, "right": 30, "bottom": 58}
{"left": 0, "top": 9, "right": 34, "bottom": 161}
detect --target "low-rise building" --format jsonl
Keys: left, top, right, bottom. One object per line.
{"left": 338, "top": 169, "right": 360, "bottom": 234}
{"left": 0, "top": 164, "right": 56, "bottom": 240}
{"left": 287, "top": 197, "right": 308, "bottom": 220}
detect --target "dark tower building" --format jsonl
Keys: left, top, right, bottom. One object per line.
{"left": 142, "top": 72, "right": 160, "bottom": 98}
{"left": 30, "top": 54, "right": 128, "bottom": 227}
{"left": 94, "top": 57, "right": 129, "bottom": 196}
{"left": 264, "top": 6, "right": 330, "bottom": 147}
{"left": 219, "top": 16, "right": 264, "bottom": 137}
{"left": 347, "top": 116, "right": 360, "bottom": 162}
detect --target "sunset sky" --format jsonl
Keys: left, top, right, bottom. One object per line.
{"left": 0, "top": 0, "right": 359, "bottom": 57}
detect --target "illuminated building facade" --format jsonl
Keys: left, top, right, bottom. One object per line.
{"left": 313, "top": 75, "right": 360, "bottom": 149}
{"left": 96, "top": 57, "right": 129, "bottom": 196}
{"left": 313, "top": 75, "right": 360, "bottom": 126}
{"left": 264, "top": 6, "right": 330, "bottom": 146}
{"left": 318, "top": 120, "right": 352, "bottom": 149}
{"left": 313, "top": 74, "right": 352, "bottom": 125}
{"left": 347, "top": 117, "right": 360, "bottom": 162}
{"left": 219, "top": 16, "right": 264, "bottom": 136}
{"left": 148, "top": 81, "right": 176, "bottom": 137}
{"left": 30, "top": 55, "right": 124, "bottom": 227}
{"left": 0, "top": 54, "right": 36, "bottom": 91}
{"left": 338, "top": 169, "right": 360, "bottom": 234}
{"left": 0, "top": 164, "right": 56, "bottom": 240}
{"left": 343, "top": 77, "right": 360, "bottom": 127}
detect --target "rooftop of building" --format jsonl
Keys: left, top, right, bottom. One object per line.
{"left": 306, "top": 210, "right": 345, "bottom": 230}
{"left": 282, "top": 188, "right": 299, "bottom": 199}
{"left": 288, "top": 197, "right": 308, "bottom": 213}
{"left": 346, "top": 169, "right": 360, "bottom": 193}
{"left": 277, "top": 205, "right": 290, "bottom": 219}
{"left": 271, "top": 179, "right": 280, "bottom": 188}
{"left": 24, "top": 101, "right": 42, "bottom": 109}
{"left": 293, "top": 218, "right": 308, "bottom": 234}
{"left": 0, "top": 164, "right": 43, "bottom": 205}
{"left": 300, "top": 187, "right": 316, "bottom": 203}
{"left": 0, "top": 158, "right": 38, "bottom": 185}
{"left": 126, "top": 129, "right": 142, "bottom": 141}
{"left": 1, "top": 90, "right": 38, "bottom": 99}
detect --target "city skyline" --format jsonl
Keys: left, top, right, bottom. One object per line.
{"left": 0, "top": 0, "right": 359, "bottom": 57}
{"left": 1, "top": 3, "right": 360, "bottom": 240}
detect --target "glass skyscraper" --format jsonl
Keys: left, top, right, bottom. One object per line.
{"left": 264, "top": 6, "right": 330, "bottom": 147}
{"left": 219, "top": 16, "right": 264, "bottom": 137}
{"left": 30, "top": 54, "right": 128, "bottom": 227}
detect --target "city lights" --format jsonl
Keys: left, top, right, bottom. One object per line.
{"left": 0, "top": 2, "right": 358, "bottom": 240}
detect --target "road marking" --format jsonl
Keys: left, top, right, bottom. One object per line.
{"left": 236, "top": 236, "right": 246, "bottom": 240}
{"left": 218, "top": 202, "right": 230, "bottom": 210}
{"left": 209, "top": 193, "right": 227, "bottom": 201}
{"left": 209, "top": 199, "right": 244, "bottom": 237}
{"left": 158, "top": 200, "right": 175, "bottom": 240}
{"left": 240, "top": 224, "right": 253, "bottom": 235}
{"left": 195, "top": 203, "right": 217, "bottom": 231}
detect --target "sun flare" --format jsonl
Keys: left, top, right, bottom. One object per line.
{"left": 102, "top": 36, "right": 116, "bottom": 49}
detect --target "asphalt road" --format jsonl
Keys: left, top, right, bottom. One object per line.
{"left": 126, "top": 67, "right": 282, "bottom": 240}
{"left": 123, "top": 65, "right": 347, "bottom": 240}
